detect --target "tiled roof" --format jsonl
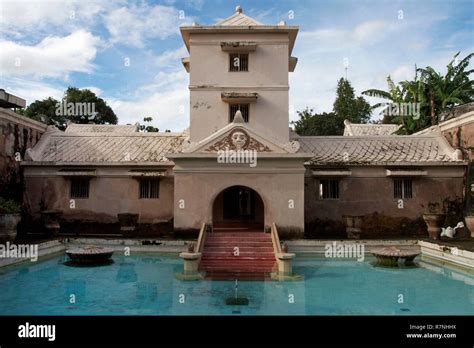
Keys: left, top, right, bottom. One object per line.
{"left": 298, "top": 135, "right": 461, "bottom": 165}
{"left": 343, "top": 120, "right": 401, "bottom": 136}
{"left": 26, "top": 127, "right": 185, "bottom": 164}
{"left": 65, "top": 123, "right": 139, "bottom": 134}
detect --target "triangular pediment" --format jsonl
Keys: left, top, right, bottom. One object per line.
{"left": 182, "top": 123, "right": 299, "bottom": 154}
{"left": 215, "top": 7, "right": 264, "bottom": 26}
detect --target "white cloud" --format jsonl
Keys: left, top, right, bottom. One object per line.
{"left": 80, "top": 86, "right": 103, "bottom": 96}
{"left": 108, "top": 87, "right": 189, "bottom": 131}
{"left": 106, "top": 64, "right": 189, "bottom": 131}
{"left": 391, "top": 65, "right": 416, "bottom": 82}
{"left": 155, "top": 46, "right": 188, "bottom": 67}
{"left": 104, "top": 4, "right": 191, "bottom": 47}
{"left": 0, "top": 30, "right": 100, "bottom": 78}
{"left": 298, "top": 20, "right": 396, "bottom": 55}
{"left": 0, "top": 0, "right": 107, "bottom": 38}
{"left": 2, "top": 77, "right": 64, "bottom": 104}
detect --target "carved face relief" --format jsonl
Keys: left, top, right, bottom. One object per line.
{"left": 230, "top": 130, "right": 248, "bottom": 150}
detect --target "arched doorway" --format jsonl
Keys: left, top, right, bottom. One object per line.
{"left": 212, "top": 185, "right": 264, "bottom": 231}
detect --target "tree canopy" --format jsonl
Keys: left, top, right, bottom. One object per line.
{"left": 292, "top": 78, "right": 371, "bottom": 136}
{"left": 19, "top": 87, "right": 118, "bottom": 130}
{"left": 363, "top": 52, "right": 473, "bottom": 134}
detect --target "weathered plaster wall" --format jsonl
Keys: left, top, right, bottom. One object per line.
{"left": 304, "top": 166, "right": 466, "bottom": 238}
{"left": 440, "top": 111, "right": 474, "bottom": 160}
{"left": 188, "top": 32, "right": 290, "bottom": 143}
{"left": 0, "top": 108, "right": 46, "bottom": 199}
{"left": 22, "top": 166, "right": 175, "bottom": 225}
{"left": 172, "top": 158, "right": 306, "bottom": 237}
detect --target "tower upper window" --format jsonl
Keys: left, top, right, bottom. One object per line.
{"left": 229, "top": 53, "right": 248, "bottom": 72}
{"left": 229, "top": 104, "right": 249, "bottom": 122}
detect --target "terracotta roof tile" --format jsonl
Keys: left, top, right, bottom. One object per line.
{"left": 298, "top": 135, "right": 460, "bottom": 165}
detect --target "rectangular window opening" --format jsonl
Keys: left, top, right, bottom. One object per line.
{"left": 319, "top": 179, "right": 340, "bottom": 200}
{"left": 394, "top": 179, "right": 413, "bottom": 199}
{"left": 229, "top": 104, "right": 249, "bottom": 122}
{"left": 229, "top": 53, "right": 248, "bottom": 72}
{"left": 70, "top": 178, "right": 90, "bottom": 199}
{"left": 139, "top": 179, "right": 160, "bottom": 199}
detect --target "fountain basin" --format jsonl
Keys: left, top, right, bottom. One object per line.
{"left": 372, "top": 247, "right": 420, "bottom": 267}
{"left": 66, "top": 246, "right": 114, "bottom": 264}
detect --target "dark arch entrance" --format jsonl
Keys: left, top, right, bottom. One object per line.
{"left": 212, "top": 185, "right": 264, "bottom": 231}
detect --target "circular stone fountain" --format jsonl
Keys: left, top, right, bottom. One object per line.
{"left": 66, "top": 246, "right": 114, "bottom": 265}
{"left": 372, "top": 247, "right": 420, "bottom": 267}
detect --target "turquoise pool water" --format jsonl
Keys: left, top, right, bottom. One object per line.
{"left": 0, "top": 253, "right": 472, "bottom": 315}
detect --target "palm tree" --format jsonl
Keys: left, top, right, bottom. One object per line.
{"left": 362, "top": 76, "right": 404, "bottom": 124}
{"left": 417, "top": 52, "right": 474, "bottom": 125}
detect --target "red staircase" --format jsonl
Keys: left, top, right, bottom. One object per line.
{"left": 200, "top": 225, "right": 276, "bottom": 280}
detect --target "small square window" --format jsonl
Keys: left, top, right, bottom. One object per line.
{"left": 319, "top": 179, "right": 340, "bottom": 199}
{"left": 139, "top": 179, "right": 160, "bottom": 199}
{"left": 70, "top": 178, "right": 90, "bottom": 199}
{"left": 229, "top": 53, "right": 248, "bottom": 72}
{"left": 394, "top": 179, "right": 413, "bottom": 199}
{"left": 229, "top": 104, "right": 249, "bottom": 122}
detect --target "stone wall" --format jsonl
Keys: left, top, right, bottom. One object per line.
{"left": 304, "top": 166, "right": 466, "bottom": 238}
{"left": 22, "top": 166, "right": 175, "bottom": 237}
{"left": 0, "top": 108, "right": 46, "bottom": 200}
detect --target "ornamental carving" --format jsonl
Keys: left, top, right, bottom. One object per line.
{"left": 205, "top": 128, "right": 272, "bottom": 152}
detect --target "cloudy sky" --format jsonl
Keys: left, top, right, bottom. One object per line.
{"left": 0, "top": 0, "right": 472, "bottom": 131}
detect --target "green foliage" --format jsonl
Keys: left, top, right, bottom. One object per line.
{"left": 0, "top": 198, "right": 22, "bottom": 214}
{"left": 292, "top": 78, "right": 371, "bottom": 136}
{"left": 363, "top": 52, "right": 473, "bottom": 134}
{"left": 333, "top": 78, "right": 371, "bottom": 124}
{"left": 139, "top": 117, "right": 159, "bottom": 132}
{"left": 21, "top": 87, "right": 118, "bottom": 130}
{"left": 292, "top": 108, "right": 340, "bottom": 135}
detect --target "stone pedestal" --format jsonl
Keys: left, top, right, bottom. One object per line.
{"left": 343, "top": 215, "right": 363, "bottom": 239}
{"left": 0, "top": 214, "right": 21, "bottom": 242}
{"left": 422, "top": 213, "right": 446, "bottom": 240}
{"left": 464, "top": 216, "right": 474, "bottom": 238}
{"left": 277, "top": 252, "right": 295, "bottom": 275}
{"left": 117, "top": 213, "right": 139, "bottom": 237}
{"left": 41, "top": 210, "right": 62, "bottom": 236}
{"left": 179, "top": 252, "right": 201, "bottom": 274}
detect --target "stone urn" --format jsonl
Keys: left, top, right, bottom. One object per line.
{"left": 422, "top": 213, "right": 446, "bottom": 240}
{"left": 464, "top": 216, "right": 474, "bottom": 238}
{"left": 117, "top": 213, "right": 139, "bottom": 237}
{"left": 41, "top": 210, "right": 63, "bottom": 236}
{"left": 0, "top": 213, "right": 21, "bottom": 242}
{"left": 343, "top": 215, "right": 364, "bottom": 239}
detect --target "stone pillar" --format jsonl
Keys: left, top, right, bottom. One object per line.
{"left": 179, "top": 252, "right": 201, "bottom": 274}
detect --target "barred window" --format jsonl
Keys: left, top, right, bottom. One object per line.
{"left": 139, "top": 179, "right": 160, "bottom": 199}
{"left": 229, "top": 104, "right": 249, "bottom": 122}
{"left": 70, "top": 178, "right": 90, "bottom": 199}
{"left": 394, "top": 179, "right": 413, "bottom": 199}
{"left": 319, "top": 179, "right": 340, "bottom": 199}
{"left": 229, "top": 53, "right": 248, "bottom": 72}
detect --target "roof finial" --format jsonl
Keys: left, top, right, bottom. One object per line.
{"left": 236, "top": 5, "right": 242, "bottom": 14}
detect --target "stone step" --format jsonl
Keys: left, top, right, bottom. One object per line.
{"left": 204, "top": 272, "right": 272, "bottom": 281}
{"left": 202, "top": 250, "right": 275, "bottom": 255}
{"left": 205, "top": 239, "right": 273, "bottom": 244}
{"left": 207, "top": 232, "right": 267, "bottom": 237}
{"left": 201, "top": 261, "right": 276, "bottom": 267}
{"left": 201, "top": 253, "right": 275, "bottom": 261}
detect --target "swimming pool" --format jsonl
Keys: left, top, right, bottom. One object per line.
{"left": 0, "top": 253, "right": 472, "bottom": 315}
